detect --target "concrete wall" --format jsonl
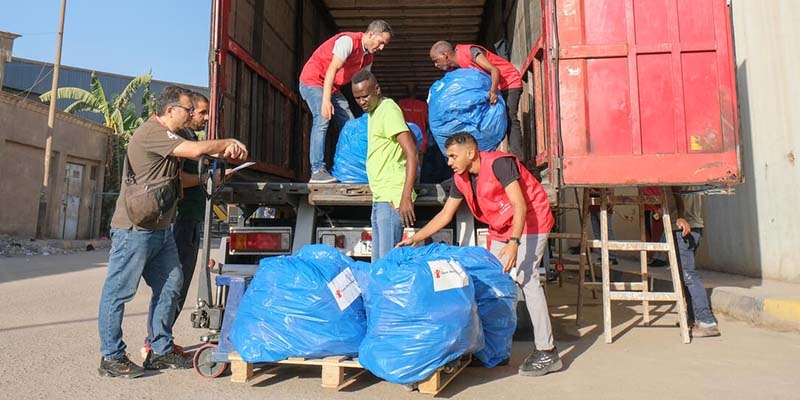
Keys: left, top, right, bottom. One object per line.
{"left": 697, "top": 0, "right": 800, "bottom": 282}
{"left": 0, "top": 91, "right": 109, "bottom": 239}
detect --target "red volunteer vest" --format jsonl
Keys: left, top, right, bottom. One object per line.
{"left": 454, "top": 152, "right": 553, "bottom": 241}
{"left": 397, "top": 97, "right": 429, "bottom": 150}
{"left": 299, "top": 32, "right": 374, "bottom": 90}
{"left": 455, "top": 44, "right": 522, "bottom": 90}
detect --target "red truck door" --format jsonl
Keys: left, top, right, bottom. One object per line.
{"left": 545, "top": 0, "right": 739, "bottom": 186}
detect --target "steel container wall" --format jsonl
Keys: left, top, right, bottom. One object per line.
{"left": 544, "top": 0, "right": 740, "bottom": 187}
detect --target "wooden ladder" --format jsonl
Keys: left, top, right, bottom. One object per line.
{"left": 576, "top": 188, "right": 690, "bottom": 344}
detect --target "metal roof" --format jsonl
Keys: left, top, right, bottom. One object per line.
{"left": 2, "top": 57, "right": 209, "bottom": 125}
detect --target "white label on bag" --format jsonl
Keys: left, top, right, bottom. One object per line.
{"left": 427, "top": 259, "right": 469, "bottom": 292}
{"left": 327, "top": 267, "right": 362, "bottom": 311}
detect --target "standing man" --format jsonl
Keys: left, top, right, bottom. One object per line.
{"left": 299, "top": 20, "right": 393, "bottom": 183}
{"left": 98, "top": 86, "right": 248, "bottom": 378}
{"left": 430, "top": 41, "right": 524, "bottom": 160}
{"left": 351, "top": 70, "right": 417, "bottom": 262}
{"left": 141, "top": 92, "right": 211, "bottom": 358}
{"left": 397, "top": 132, "right": 561, "bottom": 377}
{"left": 668, "top": 187, "right": 721, "bottom": 338}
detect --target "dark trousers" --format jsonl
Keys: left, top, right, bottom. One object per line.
{"left": 501, "top": 87, "right": 524, "bottom": 160}
{"left": 172, "top": 219, "right": 201, "bottom": 325}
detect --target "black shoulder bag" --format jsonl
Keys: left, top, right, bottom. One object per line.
{"left": 123, "top": 154, "right": 179, "bottom": 230}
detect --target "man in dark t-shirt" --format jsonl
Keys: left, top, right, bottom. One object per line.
{"left": 98, "top": 86, "right": 248, "bottom": 379}
{"left": 398, "top": 132, "right": 561, "bottom": 377}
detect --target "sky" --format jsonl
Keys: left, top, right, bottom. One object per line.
{"left": 0, "top": 0, "right": 212, "bottom": 87}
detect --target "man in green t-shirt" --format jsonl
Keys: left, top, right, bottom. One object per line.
{"left": 351, "top": 70, "right": 418, "bottom": 262}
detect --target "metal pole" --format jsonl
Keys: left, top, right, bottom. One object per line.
{"left": 38, "top": 0, "right": 67, "bottom": 238}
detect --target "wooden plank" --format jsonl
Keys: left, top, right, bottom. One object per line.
{"left": 229, "top": 352, "right": 254, "bottom": 383}
{"left": 584, "top": 282, "right": 645, "bottom": 291}
{"left": 418, "top": 354, "right": 471, "bottom": 395}
{"left": 228, "top": 352, "right": 366, "bottom": 389}
{"left": 589, "top": 240, "right": 670, "bottom": 252}
{"left": 608, "top": 291, "right": 678, "bottom": 301}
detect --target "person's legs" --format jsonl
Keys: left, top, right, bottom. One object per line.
{"left": 98, "top": 228, "right": 152, "bottom": 360}
{"left": 141, "top": 230, "right": 183, "bottom": 356}
{"left": 490, "top": 233, "right": 561, "bottom": 376}
{"left": 330, "top": 91, "right": 355, "bottom": 131}
{"left": 172, "top": 220, "right": 201, "bottom": 325}
{"left": 501, "top": 88, "right": 523, "bottom": 160}
{"left": 674, "top": 230, "right": 718, "bottom": 328}
{"left": 143, "top": 221, "right": 199, "bottom": 350}
{"left": 590, "top": 208, "right": 618, "bottom": 263}
{"left": 370, "top": 202, "right": 403, "bottom": 263}
{"left": 299, "top": 82, "right": 330, "bottom": 173}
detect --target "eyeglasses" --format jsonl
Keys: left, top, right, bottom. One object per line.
{"left": 171, "top": 104, "right": 195, "bottom": 114}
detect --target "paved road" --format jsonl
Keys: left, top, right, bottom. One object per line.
{"left": 1, "top": 251, "right": 798, "bottom": 400}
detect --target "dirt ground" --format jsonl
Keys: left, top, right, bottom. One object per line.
{"left": 1, "top": 251, "right": 798, "bottom": 400}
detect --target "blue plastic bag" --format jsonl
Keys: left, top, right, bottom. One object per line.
{"left": 428, "top": 68, "right": 507, "bottom": 154}
{"left": 353, "top": 243, "right": 484, "bottom": 384}
{"left": 230, "top": 245, "right": 366, "bottom": 362}
{"left": 331, "top": 114, "right": 425, "bottom": 183}
{"left": 331, "top": 114, "right": 369, "bottom": 183}
{"left": 457, "top": 246, "right": 517, "bottom": 367}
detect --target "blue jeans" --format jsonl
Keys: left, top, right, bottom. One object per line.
{"left": 371, "top": 202, "right": 403, "bottom": 263}
{"left": 145, "top": 220, "right": 201, "bottom": 345}
{"left": 590, "top": 209, "right": 617, "bottom": 260}
{"left": 674, "top": 230, "right": 716, "bottom": 325}
{"left": 298, "top": 82, "right": 354, "bottom": 172}
{"left": 98, "top": 228, "right": 183, "bottom": 359}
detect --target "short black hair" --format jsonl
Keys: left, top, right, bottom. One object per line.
{"left": 445, "top": 131, "right": 478, "bottom": 148}
{"left": 352, "top": 69, "right": 377, "bottom": 86}
{"left": 155, "top": 85, "right": 191, "bottom": 116}
{"left": 366, "top": 20, "right": 393, "bottom": 37}
{"left": 190, "top": 92, "right": 209, "bottom": 105}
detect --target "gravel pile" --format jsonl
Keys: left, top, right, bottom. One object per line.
{"left": 0, "top": 234, "right": 90, "bottom": 257}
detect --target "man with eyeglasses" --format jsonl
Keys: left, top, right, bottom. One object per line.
{"left": 299, "top": 20, "right": 393, "bottom": 183}
{"left": 98, "top": 86, "right": 248, "bottom": 378}
{"left": 429, "top": 41, "right": 525, "bottom": 160}
{"left": 140, "top": 92, "right": 214, "bottom": 359}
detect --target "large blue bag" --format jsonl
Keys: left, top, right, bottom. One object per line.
{"left": 331, "top": 114, "right": 424, "bottom": 183}
{"left": 353, "top": 243, "right": 484, "bottom": 384}
{"left": 428, "top": 68, "right": 507, "bottom": 154}
{"left": 457, "top": 246, "right": 517, "bottom": 367}
{"left": 230, "top": 245, "right": 366, "bottom": 362}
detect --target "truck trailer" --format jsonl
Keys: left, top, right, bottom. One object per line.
{"left": 189, "top": 0, "right": 740, "bottom": 376}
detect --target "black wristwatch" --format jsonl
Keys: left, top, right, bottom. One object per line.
{"left": 509, "top": 237, "right": 521, "bottom": 245}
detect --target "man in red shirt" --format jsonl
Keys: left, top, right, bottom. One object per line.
{"left": 299, "top": 20, "right": 393, "bottom": 183}
{"left": 429, "top": 41, "right": 524, "bottom": 160}
{"left": 398, "top": 132, "right": 561, "bottom": 377}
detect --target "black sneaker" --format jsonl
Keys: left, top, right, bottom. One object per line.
{"left": 98, "top": 355, "right": 145, "bottom": 378}
{"left": 518, "top": 348, "right": 563, "bottom": 377}
{"left": 309, "top": 169, "right": 337, "bottom": 184}
{"left": 648, "top": 259, "right": 669, "bottom": 267}
{"left": 143, "top": 350, "right": 193, "bottom": 370}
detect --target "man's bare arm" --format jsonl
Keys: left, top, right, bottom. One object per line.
{"left": 171, "top": 138, "right": 248, "bottom": 161}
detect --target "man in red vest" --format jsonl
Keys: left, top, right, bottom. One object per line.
{"left": 299, "top": 20, "right": 393, "bottom": 183}
{"left": 397, "top": 132, "right": 562, "bottom": 377}
{"left": 429, "top": 41, "right": 524, "bottom": 160}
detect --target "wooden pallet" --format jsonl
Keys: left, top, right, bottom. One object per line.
{"left": 416, "top": 354, "right": 472, "bottom": 395}
{"left": 228, "top": 352, "right": 366, "bottom": 390}
{"left": 228, "top": 351, "right": 471, "bottom": 395}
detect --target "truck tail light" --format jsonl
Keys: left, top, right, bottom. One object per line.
{"left": 229, "top": 229, "right": 291, "bottom": 254}
{"left": 361, "top": 231, "right": 372, "bottom": 241}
